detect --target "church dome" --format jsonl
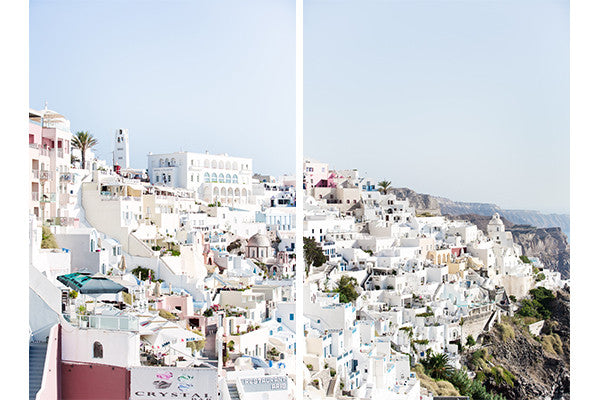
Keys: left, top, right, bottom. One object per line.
{"left": 247, "top": 233, "right": 270, "bottom": 248}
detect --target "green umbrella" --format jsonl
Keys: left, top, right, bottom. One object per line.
{"left": 57, "top": 272, "right": 126, "bottom": 295}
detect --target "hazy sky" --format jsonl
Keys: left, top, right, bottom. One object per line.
{"left": 30, "top": 0, "right": 295, "bottom": 176}
{"left": 305, "top": 0, "right": 569, "bottom": 214}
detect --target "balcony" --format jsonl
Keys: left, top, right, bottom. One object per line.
{"left": 40, "top": 170, "right": 52, "bottom": 181}
{"left": 40, "top": 193, "right": 56, "bottom": 203}
{"left": 63, "top": 314, "right": 140, "bottom": 332}
{"left": 32, "top": 169, "right": 40, "bottom": 179}
{"left": 32, "top": 192, "right": 39, "bottom": 201}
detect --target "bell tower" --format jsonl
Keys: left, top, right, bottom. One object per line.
{"left": 113, "top": 128, "right": 130, "bottom": 169}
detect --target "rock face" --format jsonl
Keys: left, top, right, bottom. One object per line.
{"left": 473, "top": 289, "right": 570, "bottom": 400}
{"left": 393, "top": 188, "right": 570, "bottom": 237}
{"left": 446, "top": 214, "right": 570, "bottom": 279}
{"left": 508, "top": 226, "right": 571, "bottom": 279}
{"left": 436, "top": 197, "right": 570, "bottom": 237}
{"left": 391, "top": 187, "right": 441, "bottom": 215}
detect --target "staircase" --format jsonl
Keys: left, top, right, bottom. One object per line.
{"left": 227, "top": 382, "right": 240, "bottom": 400}
{"left": 29, "top": 342, "right": 48, "bottom": 400}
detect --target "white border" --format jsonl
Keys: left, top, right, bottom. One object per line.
{"left": 294, "top": 1, "right": 305, "bottom": 399}
{"left": 571, "top": 0, "right": 600, "bottom": 398}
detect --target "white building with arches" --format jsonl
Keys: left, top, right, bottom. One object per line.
{"left": 147, "top": 151, "right": 253, "bottom": 205}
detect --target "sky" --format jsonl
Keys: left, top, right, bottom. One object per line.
{"left": 30, "top": 0, "right": 295, "bottom": 176}
{"left": 305, "top": 0, "right": 570, "bottom": 214}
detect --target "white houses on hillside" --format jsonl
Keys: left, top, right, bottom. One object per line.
{"left": 147, "top": 151, "right": 253, "bottom": 205}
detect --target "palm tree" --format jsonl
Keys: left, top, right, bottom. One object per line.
{"left": 378, "top": 180, "right": 392, "bottom": 195}
{"left": 422, "top": 352, "right": 453, "bottom": 380}
{"left": 71, "top": 131, "right": 98, "bottom": 170}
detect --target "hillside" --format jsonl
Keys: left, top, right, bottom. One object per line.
{"left": 464, "top": 289, "right": 570, "bottom": 400}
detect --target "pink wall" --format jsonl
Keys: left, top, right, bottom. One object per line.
{"left": 29, "top": 121, "right": 42, "bottom": 144}
{"left": 36, "top": 324, "right": 60, "bottom": 400}
{"left": 156, "top": 295, "right": 193, "bottom": 318}
{"left": 61, "top": 362, "right": 129, "bottom": 400}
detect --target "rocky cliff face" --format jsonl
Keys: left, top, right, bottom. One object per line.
{"left": 471, "top": 289, "right": 570, "bottom": 400}
{"left": 393, "top": 189, "right": 569, "bottom": 236}
{"left": 436, "top": 197, "right": 569, "bottom": 236}
{"left": 390, "top": 188, "right": 441, "bottom": 215}
{"left": 508, "top": 226, "right": 570, "bottom": 279}
{"left": 445, "top": 214, "right": 570, "bottom": 279}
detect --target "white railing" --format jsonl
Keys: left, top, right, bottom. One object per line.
{"left": 62, "top": 314, "right": 139, "bottom": 332}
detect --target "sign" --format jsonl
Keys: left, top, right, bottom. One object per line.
{"left": 239, "top": 376, "right": 288, "bottom": 393}
{"left": 130, "top": 366, "right": 218, "bottom": 399}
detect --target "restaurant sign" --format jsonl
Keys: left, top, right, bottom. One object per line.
{"left": 239, "top": 375, "right": 288, "bottom": 393}
{"left": 130, "top": 366, "right": 218, "bottom": 399}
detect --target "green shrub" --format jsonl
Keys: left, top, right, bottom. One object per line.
{"left": 466, "top": 335, "right": 476, "bottom": 346}
{"left": 41, "top": 226, "right": 59, "bottom": 249}
{"left": 496, "top": 322, "right": 515, "bottom": 342}
{"left": 159, "top": 309, "right": 177, "bottom": 320}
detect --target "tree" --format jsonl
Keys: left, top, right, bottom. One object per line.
{"left": 377, "top": 180, "right": 392, "bottom": 195}
{"left": 303, "top": 237, "right": 327, "bottom": 272}
{"left": 71, "top": 131, "right": 98, "bottom": 170}
{"left": 466, "top": 335, "right": 476, "bottom": 346}
{"left": 422, "top": 352, "right": 453, "bottom": 380}
{"left": 336, "top": 275, "right": 359, "bottom": 303}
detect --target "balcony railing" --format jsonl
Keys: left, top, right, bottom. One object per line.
{"left": 40, "top": 170, "right": 52, "bottom": 181}
{"left": 32, "top": 169, "right": 40, "bottom": 179}
{"left": 63, "top": 314, "right": 139, "bottom": 332}
{"left": 40, "top": 193, "right": 56, "bottom": 203}
{"left": 32, "top": 192, "right": 39, "bottom": 201}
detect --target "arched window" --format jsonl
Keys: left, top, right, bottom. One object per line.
{"left": 225, "top": 174, "right": 231, "bottom": 183}
{"left": 171, "top": 158, "right": 176, "bottom": 166}
{"left": 93, "top": 341, "right": 103, "bottom": 358}
{"left": 218, "top": 173, "right": 224, "bottom": 183}
{"left": 211, "top": 160, "right": 217, "bottom": 169}
{"left": 197, "top": 174, "right": 200, "bottom": 182}
{"left": 232, "top": 162, "right": 238, "bottom": 170}
{"left": 211, "top": 173, "right": 217, "bottom": 183}
{"left": 226, "top": 161, "right": 231, "bottom": 169}
{"left": 204, "top": 159, "right": 210, "bottom": 168}
{"left": 159, "top": 158, "right": 163, "bottom": 167}
{"left": 218, "top": 161, "right": 224, "bottom": 169}
{"left": 232, "top": 174, "right": 238, "bottom": 184}
{"left": 204, "top": 173, "right": 210, "bottom": 183}
{"left": 190, "top": 174, "right": 194, "bottom": 182}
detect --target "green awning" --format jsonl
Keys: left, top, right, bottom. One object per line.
{"left": 57, "top": 272, "right": 126, "bottom": 295}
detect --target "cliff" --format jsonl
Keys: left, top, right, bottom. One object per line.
{"left": 390, "top": 187, "right": 441, "bottom": 215}
{"left": 508, "top": 226, "right": 570, "bottom": 279}
{"left": 447, "top": 214, "right": 570, "bottom": 279}
{"left": 436, "top": 197, "right": 569, "bottom": 237}
{"left": 392, "top": 188, "right": 570, "bottom": 236}
{"left": 466, "top": 289, "right": 570, "bottom": 400}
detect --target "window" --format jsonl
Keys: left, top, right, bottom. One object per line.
{"left": 232, "top": 174, "right": 238, "bottom": 183}
{"left": 289, "top": 313, "right": 294, "bottom": 321}
{"left": 93, "top": 341, "right": 103, "bottom": 358}
{"left": 204, "top": 173, "right": 210, "bottom": 183}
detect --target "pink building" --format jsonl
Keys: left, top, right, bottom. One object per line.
{"left": 29, "top": 107, "right": 75, "bottom": 222}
